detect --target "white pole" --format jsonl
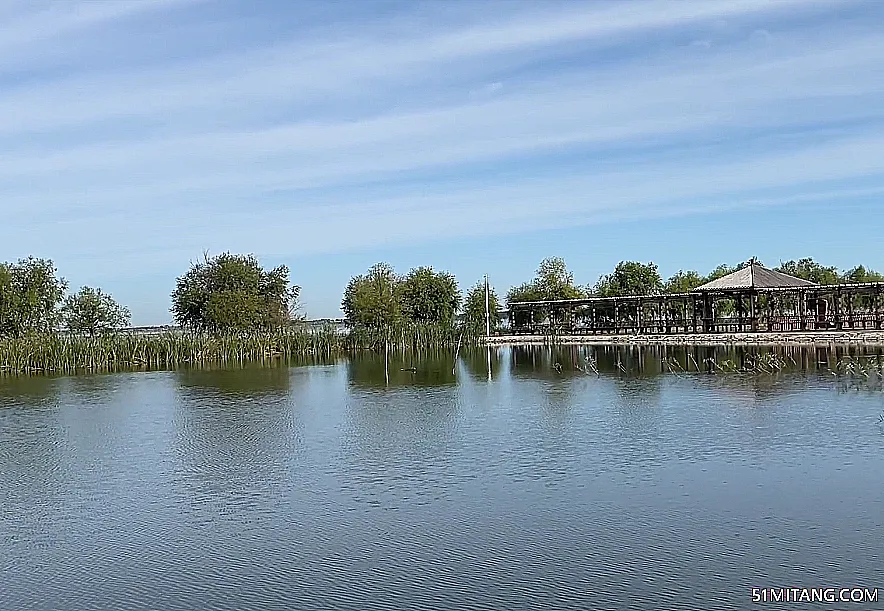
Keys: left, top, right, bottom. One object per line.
{"left": 484, "top": 274, "right": 491, "bottom": 338}
{"left": 484, "top": 274, "right": 492, "bottom": 381}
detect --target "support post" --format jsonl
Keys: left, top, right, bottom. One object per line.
{"left": 749, "top": 292, "right": 757, "bottom": 332}
{"left": 799, "top": 290, "right": 806, "bottom": 331}
{"left": 637, "top": 299, "right": 643, "bottom": 334}
{"left": 875, "top": 285, "right": 881, "bottom": 330}
{"left": 736, "top": 292, "right": 744, "bottom": 333}
{"left": 834, "top": 289, "right": 842, "bottom": 330}
{"left": 703, "top": 294, "right": 712, "bottom": 333}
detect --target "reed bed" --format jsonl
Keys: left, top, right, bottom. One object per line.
{"left": 832, "top": 355, "right": 884, "bottom": 379}
{"left": 658, "top": 350, "right": 884, "bottom": 384}
{"left": 0, "top": 323, "right": 482, "bottom": 375}
{"left": 828, "top": 355, "right": 884, "bottom": 392}
{"left": 0, "top": 331, "right": 337, "bottom": 374}
{"left": 661, "top": 352, "right": 789, "bottom": 375}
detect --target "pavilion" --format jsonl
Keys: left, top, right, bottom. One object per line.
{"left": 504, "top": 260, "right": 884, "bottom": 336}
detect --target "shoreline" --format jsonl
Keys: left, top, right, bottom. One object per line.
{"left": 483, "top": 331, "right": 884, "bottom": 347}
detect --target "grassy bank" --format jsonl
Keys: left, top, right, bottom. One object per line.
{"left": 0, "top": 323, "right": 482, "bottom": 375}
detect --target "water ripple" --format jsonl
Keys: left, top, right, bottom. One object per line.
{"left": 1, "top": 359, "right": 883, "bottom": 610}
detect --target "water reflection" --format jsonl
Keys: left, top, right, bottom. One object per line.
{"left": 0, "top": 377, "right": 68, "bottom": 513}
{"left": 506, "top": 344, "right": 884, "bottom": 379}
{"left": 171, "top": 367, "right": 302, "bottom": 524}
{"left": 175, "top": 362, "right": 293, "bottom": 398}
{"left": 2, "top": 345, "right": 884, "bottom": 611}
{"left": 337, "top": 383, "right": 462, "bottom": 513}
{"left": 0, "top": 375, "right": 63, "bottom": 407}
{"left": 346, "top": 350, "right": 456, "bottom": 388}
{"left": 508, "top": 344, "right": 657, "bottom": 379}
{"left": 459, "top": 347, "right": 507, "bottom": 381}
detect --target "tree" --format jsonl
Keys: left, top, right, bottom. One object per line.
{"left": 505, "top": 282, "right": 539, "bottom": 305}
{"left": 506, "top": 257, "right": 583, "bottom": 305}
{"left": 534, "top": 257, "right": 584, "bottom": 301}
{"left": 62, "top": 287, "right": 130, "bottom": 336}
{"left": 463, "top": 280, "right": 502, "bottom": 330}
{"left": 841, "top": 265, "right": 884, "bottom": 284}
{"left": 664, "top": 270, "right": 704, "bottom": 293}
{"left": 594, "top": 261, "right": 663, "bottom": 297}
{"left": 505, "top": 258, "right": 583, "bottom": 327}
{"left": 341, "top": 262, "right": 401, "bottom": 330}
{"left": 774, "top": 258, "right": 839, "bottom": 285}
{"left": 505, "top": 282, "right": 541, "bottom": 326}
{"left": 399, "top": 266, "right": 461, "bottom": 324}
{"left": 0, "top": 256, "right": 68, "bottom": 337}
{"left": 505, "top": 282, "right": 538, "bottom": 305}
{"left": 704, "top": 263, "right": 738, "bottom": 283}
{"left": 170, "top": 252, "right": 300, "bottom": 333}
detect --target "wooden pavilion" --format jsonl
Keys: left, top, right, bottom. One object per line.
{"left": 504, "top": 261, "right": 884, "bottom": 336}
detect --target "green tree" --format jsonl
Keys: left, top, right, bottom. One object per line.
{"left": 0, "top": 256, "right": 68, "bottom": 337}
{"left": 594, "top": 261, "right": 663, "bottom": 297}
{"left": 399, "top": 266, "right": 461, "bottom": 324}
{"left": 774, "top": 258, "right": 839, "bottom": 284}
{"left": 505, "top": 257, "right": 583, "bottom": 305}
{"left": 840, "top": 265, "right": 884, "bottom": 283}
{"left": 61, "top": 287, "right": 131, "bottom": 336}
{"left": 664, "top": 270, "right": 704, "bottom": 293}
{"left": 170, "top": 252, "right": 300, "bottom": 333}
{"left": 505, "top": 281, "right": 542, "bottom": 326}
{"left": 463, "top": 280, "right": 502, "bottom": 330}
{"left": 704, "top": 263, "right": 738, "bottom": 283}
{"left": 505, "top": 282, "right": 541, "bottom": 305}
{"left": 341, "top": 262, "right": 401, "bottom": 330}
{"left": 505, "top": 258, "right": 583, "bottom": 327}
{"left": 534, "top": 257, "right": 584, "bottom": 300}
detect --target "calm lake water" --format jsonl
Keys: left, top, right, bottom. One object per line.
{"left": 2, "top": 346, "right": 883, "bottom": 611}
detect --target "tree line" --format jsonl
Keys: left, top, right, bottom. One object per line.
{"left": 0, "top": 257, "right": 130, "bottom": 338}
{"left": 340, "top": 262, "right": 502, "bottom": 332}
{"left": 1, "top": 253, "right": 882, "bottom": 340}
{"left": 0, "top": 253, "right": 299, "bottom": 339}
{"left": 505, "top": 257, "right": 884, "bottom": 303}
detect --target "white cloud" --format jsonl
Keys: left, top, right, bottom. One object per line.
{"left": 750, "top": 28, "right": 772, "bottom": 42}
{"left": 0, "top": 0, "right": 197, "bottom": 54}
{"left": 0, "top": 0, "right": 880, "bottom": 320}
{"left": 1, "top": 27, "right": 881, "bottom": 215}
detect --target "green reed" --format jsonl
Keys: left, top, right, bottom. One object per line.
{"left": 0, "top": 322, "right": 481, "bottom": 375}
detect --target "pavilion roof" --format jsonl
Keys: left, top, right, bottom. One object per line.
{"left": 692, "top": 261, "right": 816, "bottom": 292}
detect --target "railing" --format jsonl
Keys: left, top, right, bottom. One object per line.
{"left": 505, "top": 311, "right": 884, "bottom": 336}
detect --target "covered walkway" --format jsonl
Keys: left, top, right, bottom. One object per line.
{"left": 505, "top": 262, "right": 884, "bottom": 336}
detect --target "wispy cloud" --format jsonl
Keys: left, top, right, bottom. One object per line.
{"left": 0, "top": 0, "right": 882, "bottom": 320}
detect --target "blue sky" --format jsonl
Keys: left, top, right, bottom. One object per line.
{"left": 2, "top": 0, "right": 884, "bottom": 325}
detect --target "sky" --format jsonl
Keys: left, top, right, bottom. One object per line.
{"left": 2, "top": 0, "right": 884, "bottom": 325}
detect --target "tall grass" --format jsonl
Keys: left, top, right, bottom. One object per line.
{"left": 0, "top": 322, "right": 481, "bottom": 375}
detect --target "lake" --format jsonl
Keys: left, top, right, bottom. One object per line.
{"left": 2, "top": 346, "right": 883, "bottom": 610}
